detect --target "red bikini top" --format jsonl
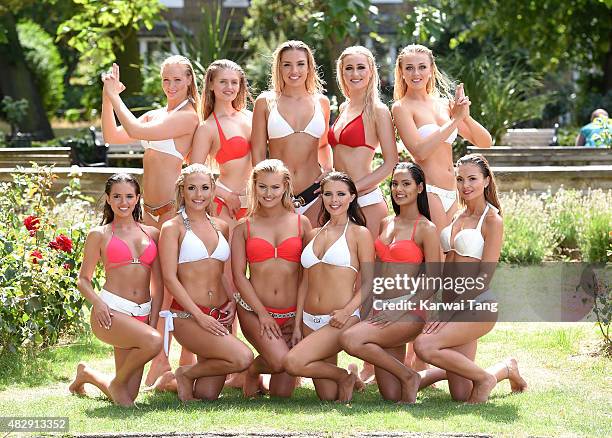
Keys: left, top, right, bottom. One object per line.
{"left": 105, "top": 223, "right": 157, "bottom": 269}
{"left": 375, "top": 215, "right": 424, "bottom": 264}
{"left": 328, "top": 110, "right": 376, "bottom": 150}
{"left": 246, "top": 215, "right": 303, "bottom": 263}
{"left": 213, "top": 112, "right": 251, "bottom": 165}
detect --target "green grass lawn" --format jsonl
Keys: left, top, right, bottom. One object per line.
{"left": 0, "top": 323, "right": 609, "bottom": 437}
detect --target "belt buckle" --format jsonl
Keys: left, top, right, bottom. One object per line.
{"left": 131, "top": 258, "right": 140, "bottom": 264}
{"left": 294, "top": 196, "right": 305, "bottom": 207}
{"left": 208, "top": 307, "right": 220, "bottom": 319}
{"left": 313, "top": 317, "right": 321, "bottom": 323}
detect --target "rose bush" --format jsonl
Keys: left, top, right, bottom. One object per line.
{"left": 0, "top": 166, "right": 99, "bottom": 355}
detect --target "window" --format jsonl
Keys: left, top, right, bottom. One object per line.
{"left": 159, "top": 0, "right": 184, "bottom": 7}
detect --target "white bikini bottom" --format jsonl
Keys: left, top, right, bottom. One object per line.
{"left": 302, "top": 308, "right": 360, "bottom": 331}
{"left": 357, "top": 187, "right": 385, "bottom": 208}
{"left": 426, "top": 184, "right": 457, "bottom": 213}
{"left": 99, "top": 289, "right": 151, "bottom": 317}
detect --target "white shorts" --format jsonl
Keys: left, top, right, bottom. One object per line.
{"left": 357, "top": 187, "right": 385, "bottom": 208}
{"left": 99, "top": 289, "right": 151, "bottom": 317}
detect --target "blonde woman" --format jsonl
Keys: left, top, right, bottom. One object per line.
{"left": 101, "top": 55, "right": 200, "bottom": 385}
{"left": 232, "top": 159, "right": 312, "bottom": 397}
{"left": 330, "top": 46, "right": 398, "bottom": 237}
{"left": 158, "top": 164, "right": 253, "bottom": 401}
{"left": 392, "top": 45, "right": 492, "bottom": 233}
{"left": 251, "top": 40, "right": 332, "bottom": 225}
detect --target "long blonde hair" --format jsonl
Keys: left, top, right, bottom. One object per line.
{"left": 200, "top": 59, "right": 250, "bottom": 121}
{"left": 160, "top": 55, "right": 200, "bottom": 112}
{"left": 456, "top": 154, "right": 502, "bottom": 216}
{"left": 393, "top": 44, "right": 453, "bottom": 101}
{"left": 174, "top": 163, "right": 216, "bottom": 215}
{"left": 336, "top": 45, "right": 381, "bottom": 123}
{"left": 246, "top": 159, "right": 294, "bottom": 217}
{"left": 270, "top": 40, "right": 324, "bottom": 95}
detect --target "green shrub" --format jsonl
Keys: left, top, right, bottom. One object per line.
{"left": 577, "top": 189, "right": 612, "bottom": 262}
{"left": 500, "top": 192, "right": 560, "bottom": 263}
{"left": 0, "top": 166, "right": 97, "bottom": 355}
{"left": 547, "top": 188, "right": 583, "bottom": 250}
{"left": 17, "top": 20, "right": 66, "bottom": 117}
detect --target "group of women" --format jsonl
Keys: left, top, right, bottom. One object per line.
{"left": 68, "top": 42, "right": 527, "bottom": 407}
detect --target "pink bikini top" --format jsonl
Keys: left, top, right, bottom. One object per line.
{"left": 105, "top": 223, "right": 157, "bottom": 269}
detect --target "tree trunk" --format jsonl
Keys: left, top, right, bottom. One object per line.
{"left": 603, "top": 23, "right": 612, "bottom": 92}
{"left": 0, "top": 12, "right": 53, "bottom": 140}
{"left": 113, "top": 27, "right": 143, "bottom": 98}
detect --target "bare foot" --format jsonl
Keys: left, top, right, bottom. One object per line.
{"left": 152, "top": 370, "right": 177, "bottom": 393}
{"left": 144, "top": 354, "right": 171, "bottom": 387}
{"left": 348, "top": 364, "right": 366, "bottom": 392}
{"left": 68, "top": 362, "right": 88, "bottom": 396}
{"left": 359, "top": 361, "right": 375, "bottom": 383}
{"left": 398, "top": 370, "right": 421, "bottom": 404}
{"left": 243, "top": 372, "right": 263, "bottom": 398}
{"left": 337, "top": 372, "right": 356, "bottom": 403}
{"left": 174, "top": 366, "right": 196, "bottom": 402}
{"left": 467, "top": 373, "right": 497, "bottom": 404}
{"left": 506, "top": 358, "right": 527, "bottom": 393}
{"left": 224, "top": 371, "right": 245, "bottom": 389}
{"left": 108, "top": 378, "right": 134, "bottom": 407}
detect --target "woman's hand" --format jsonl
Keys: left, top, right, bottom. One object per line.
{"left": 289, "top": 325, "right": 302, "bottom": 347}
{"left": 258, "top": 312, "right": 282, "bottom": 339}
{"left": 93, "top": 300, "right": 113, "bottom": 330}
{"left": 223, "top": 192, "right": 242, "bottom": 218}
{"left": 195, "top": 313, "right": 229, "bottom": 336}
{"left": 368, "top": 309, "right": 404, "bottom": 328}
{"left": 450, "top": 83, "right": 470, "bottom": 121}
{"left": 218, "top": 300, "right": 236, "bottom": 326}
{"left": 102, "top": 63, "right": 126, "bottom": 96}
{"left": 329, "top": 308, "right": 352, "bottom": 329}
{"left": 422, "top": 310, "right": 455, "bottom": 334}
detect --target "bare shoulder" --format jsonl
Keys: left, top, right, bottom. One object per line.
{"left": 87, "top": 225, "right": 107, "bottom": 241}
{"left": 142, "top": 224, "right": 160, "bottom": 239}
{"left": 304, "top": 226, "right": 320, "bottom": 242}
{"left": 161, "top": 215, "right": 182, "bottom": 233}
{"left": 316, "top": 93, "right": 330, "bottom": 106}
{"left": 297, "top": 213, "right": 312, "bottom": 231}
{"left": 484, "top": 209, "right": 503, "bottom": 230}
{"left": 351, "top": 223, "right": 373, "bottom": 240}
{"left": 417, "top": 218, "right": 438, "bottom": 237}
{"left": 392, "top": 98, "right": 412, "bottom": 116}
{"left": 374, "top": 101, "right": 391, "bottom": 115}
{"left": 213, "top": 216, "right": 230, "bottom": 235}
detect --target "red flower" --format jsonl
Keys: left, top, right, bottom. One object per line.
{"left": 63, "top": 262, "right": 71, "bottom": 270}
{"left": 30, "top": 250, "right": 43, "bottom": 264}
{"left": 23, "top": 215, "right": 40, "bottom": 236}
{"left": 48, "top": 234, "right": 73, "bottom": 253}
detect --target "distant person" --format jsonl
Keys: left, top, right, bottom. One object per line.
{"left": 575, "top": 108, "right": 609, "bottom": 147}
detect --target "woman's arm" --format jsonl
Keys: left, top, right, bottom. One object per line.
{"left": 147, "top": 227, "right": 162, "bottom": 328}
{"left": 76, "top": 227, "right": 111, "bottom": 329}
{"left": 455, "top": 83, "right": 492, "bottom": 148}
{"left": 103, "top": 69, "right": 198, "bottom": 141}
{"left": 189, "top": 122, "right": 214, "bottom": 164}
{"left": 353, "top": 105, "right": 399, "bottom": 193}
{"left": 159, "top": 221, "right": 228, "bottom": 335}
{"left": 251, "top": 94, "right": 269, "bottom": 166}
{"left": 317, "top": 95, "right": 333, "bottom": 172}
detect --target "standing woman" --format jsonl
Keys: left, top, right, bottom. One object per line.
{"left": 413, "top": 154, "right": 527, "bottom": 403}
{"left": 158, "top": 164, "right": 253, "bottom": 401}
{"left": 232, "top": 159, "right": 312, "bottom": 397}
{"left": 340, "top": 162, "right": 440, "bottom": 403}
{"left": 251, "top": 40, "right": 333, "bottom": 225}
{"left": 392, "top": 45, "right": 492, "bottom": 232}
{"left": 101, "top": 55, "right": 200, "bottom": 385}
{"left": 283, "top": 172, "right": 374, "bottom": 402}
{"left": 69, "top": 174, "right": 163, "bottom": 406}
{"left": 330, "top": 46, "right": 398, "bottom": 237}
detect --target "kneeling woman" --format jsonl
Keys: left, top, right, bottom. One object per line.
{"left": 232, "top": 159, "right": 312, "bottom": 397}
{"left": 283, "top": 172, "right": 374, "bottom": 402}
{"left": 159, "top": 164, "right": 253, "bottom": 401}
{"left": 340, "top": 162, "right": 440, "bottom": 403}
{"left": 413, "top": 154, "right": 526, "bottom": 403}
{"left": 69, "top": 174, "right": 163, "bottom": 406}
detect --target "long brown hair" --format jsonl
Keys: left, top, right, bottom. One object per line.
{"left": 393, "top": 44, "right": 452, "bottom": 101}
{"left": 160, "top": 55, "right": 200, "bottom": 112}
{"left": 318, "top": 172, "right": 366, "bottom": 227}
{"left": 456, "top": 154, "right": 502, "bottom": 215}
{"left": 336, "top": 45, "right": 381, "bottom": 122}
{"left": 270, "top": 40, "right": 324, "bottom": 95}
{"left": 200, "top": 59, "right": 250, "bottom": 121}
{"left": 101, "top": 173, "right": 142, "bottom": 225}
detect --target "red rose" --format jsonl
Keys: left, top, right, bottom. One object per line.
{"left": 48, "top": 234, "right": 73, "bottom": 253}
{"left": 23, "top": 215, "right": 40, "bottom": 236}
{"left": 30, "top": 250, "right": 43, "bottom": 264}
{"left": 63, "top": 262, "right": 71, "bottom": 270}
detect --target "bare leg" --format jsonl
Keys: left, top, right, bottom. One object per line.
{"left": 69, "top": 362, "right": 111, "bottom": 398}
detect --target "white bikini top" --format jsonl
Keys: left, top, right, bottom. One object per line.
{"left": 301, "top": 220, "right": 358, "bottom": 272}
{"left": 141, "top": 99, "right": 190, "bottom": 160}
{"left": 417, "top": 123, "right": 458, "bottom": 144}
{"left": 440, "top": 203, "right": 497, "bottom": 260}
{"left": 267, "top": 97, "right": 326, "bottom": 139}
{"left": 178, "top": 210, "right": 230, "bottom": 264}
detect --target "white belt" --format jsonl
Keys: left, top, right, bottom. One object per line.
{"left": 99, "top": 289, "right": 151, "bottom": 317}
{"left": 158, "top": 310, "right": 177, "bottom": 356}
